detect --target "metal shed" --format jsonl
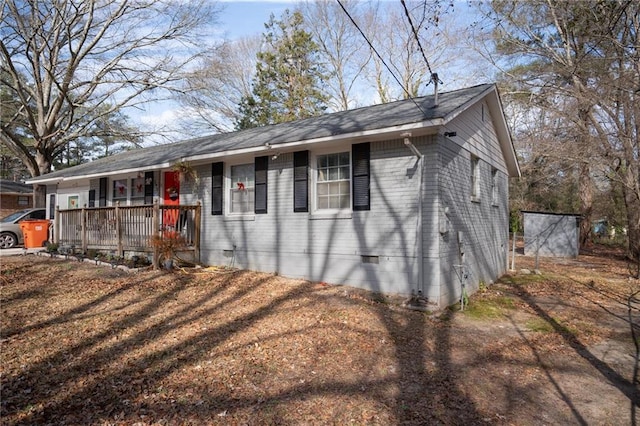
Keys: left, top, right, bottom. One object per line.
{"left": 523, "top": 211, "right": 581, "bottom": 258}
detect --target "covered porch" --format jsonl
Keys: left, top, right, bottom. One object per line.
{"left": 54, "top": 202, "right": 201, "bottom": 267}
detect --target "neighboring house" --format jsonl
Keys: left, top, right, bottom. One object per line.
{"left": 0, "top": 180, "right": 33, "bottom": 218}
{"left": 523, "top": 211, "right": 581, "bottom": 258}
{"left": 27, "top": 83, "right": 520, "bottom": 307}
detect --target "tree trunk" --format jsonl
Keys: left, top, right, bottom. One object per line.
{"left": 32, "top": 152, "right": 52, "bottom": 208}
{"left": 622, "top": 163, "right": 640, "bottom": 276}
{"left": 33, "top": 184, "right": 47, "bottom": 208}
{"left": 578, "top": 161, "right": 593, "bottom": 250}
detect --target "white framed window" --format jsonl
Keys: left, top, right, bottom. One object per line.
{"left": 315, "top": 151, "right": 351, "bottom": 211}
{"left": 471, "top": 155, "right": 480, "bottom": 201}
{"left": 17, "top": 195, "right": 29, "bottom": 206}
{"left": 229, "top": 163, "right": 255, "bottom": 214}
{"left": 113, "top": 179, "right": 128, "bottom": 201}
{"left": 131, "top": 177, "right": 145, "bottom": 201}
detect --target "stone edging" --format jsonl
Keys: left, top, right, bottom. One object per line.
{"left": 35, "top": 251, "right": 149, "bottom": 273}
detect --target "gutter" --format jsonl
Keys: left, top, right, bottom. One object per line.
{"left": 401, "top": 132, "right": 424, "bottom": 297}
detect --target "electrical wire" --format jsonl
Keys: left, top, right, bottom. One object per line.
{"left": 400, "top": 0, "right": 441, "bottom": 86}
{"left": 400, "top": 0, "right": 432, "bottom": 75}
{"left": 335, "top": 0, "right": 427, "bottom": 115}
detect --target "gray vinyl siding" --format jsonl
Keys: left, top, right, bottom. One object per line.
{"left": 437, "top": 103, "right": 509, "bottom": 306}
{"left": 446, "top": 101, "right": 508, "bottom": 175}
{"left": 197, "top": 136, "right": 438, "bottom": 298}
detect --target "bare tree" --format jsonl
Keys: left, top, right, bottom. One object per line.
{"left": 363, "top": 1, "right": 456, "bottom": 102}
{"left": 298, "top": 0, "right": 373, "bottom": 111}
{"left": 478, "top": 0, "right": 640, "bottom": 265}
{"left": 178, "top": 36, "right": 261, "bottom": 134}
{"left": 0, "top": 0, "right": 221, "bottom": 206}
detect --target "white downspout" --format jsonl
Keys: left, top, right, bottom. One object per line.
{"left": 402, "top": 132, "right": 424, "bottom": 297}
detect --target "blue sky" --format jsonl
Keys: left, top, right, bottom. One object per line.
{"left": 218, "top": 1, "right": 293, "bottom": 39}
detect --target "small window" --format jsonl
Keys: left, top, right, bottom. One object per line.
{"left": 17, "top": 196, "right": 29, "bottom": 206}
{"left": 491, "top": 168, "right": 498, "bottom": 205}
{"left": 230, "top": 164, "right": 255, "bottom": 214}
{"left": 471, "top": 155, "right": 480, "bottom": 200}
{"left": 113, "top": 179, "right": 128, "bottom": 200}
{"left": 316, "top": 152, "right": 350, "bottom": 210}
{"left": 131, "top": 177, "right": 145, "bottom": 200}
{"left": 49, "top": 193, "right": 56, "bottom": 219}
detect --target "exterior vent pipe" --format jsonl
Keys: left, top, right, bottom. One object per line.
{"left": 402, "top": 132, "right": 424, "bottom": 298}
{"left": 431, "top": 73, "right": 440, "bottom": 107}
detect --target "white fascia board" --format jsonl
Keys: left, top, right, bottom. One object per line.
{"left": 183, "top": 120, "right": 443, "bottom": 163}
{"left": 441, "top": 85, "right": 521, "bottom": 178}
{"left": 441, "top": 86, "right": 494, "bottom": 126}
{"left": 485, "top": 89, "right": 521, "bottom": 177}
{"left": 26, "top": 163, "right": 174, "bottom": 184}
{"left": 25, "top": 176, "right": 62, "bottom": 184}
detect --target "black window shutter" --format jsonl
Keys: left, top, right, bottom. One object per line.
{"left": 255, "top": 156, "right": 268, "bottom": 214}
{"left": 293, "top": 151, "right": 309, "bottom": 212}
{"left": 49, "top": 193, "right": 56, "bottom": 219}
{"left": 144, "top": 171, "right": 154, "bottom": 204}
{"left": 352, "top": 142, "right": 370, "bottom": 211}
{"left": 211, "top": 162, "right": 224, "bottom": 215}
{"left": 98, "top": 177, "right": 107, "bottom": 207}
{"left": 88, "top": 189, "right": 96, "bottom": 207}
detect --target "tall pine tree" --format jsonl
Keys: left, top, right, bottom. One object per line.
{"left": 236, "top": 10, "right": 328, "bottom": 129}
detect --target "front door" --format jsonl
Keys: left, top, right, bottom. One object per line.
{"left": 163, "top": 171, "right": 180, "bottom": 228}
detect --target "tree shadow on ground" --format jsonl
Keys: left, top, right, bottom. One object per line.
{"left": 1, "top": 257, "right": 489, "bottom": 425}
{"left": 503, "top": 279, "right": 640, "bottom": 422}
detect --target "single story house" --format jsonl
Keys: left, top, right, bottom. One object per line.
{"left": 523, "top": 211, "right": 581, "bottom": 258}
{"left": 27, "top": 83, "right": 520, "bottom": 307}
{"left": 0, "top": 179, "right": 33, "bottom": 218}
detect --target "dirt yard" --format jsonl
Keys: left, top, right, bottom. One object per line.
{"left": 1, "top": 248, "right": 638, "bottom": 425}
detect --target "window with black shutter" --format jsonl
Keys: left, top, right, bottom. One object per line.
{"left": 211, "top": 162, "right": 224, "bottom": 215}
{"left": 88, "top": 189, "right": 96, "bottom": 207}
{"left": 144, "top": 171, "right": 154, "bottom": 204}
{"left": 98, "top": 177, "right": 107, "bottom": 206}
{"left": 255, "top": 156, "right": 268, "bottom": 214}
{"left": 352, "top": 142, "right": 370, "bottom": 211}
{"left": 293, "top": 151, "right": 309, "bottom": 212}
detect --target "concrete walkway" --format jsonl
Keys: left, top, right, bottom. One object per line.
{"left": 0, "top": 247, "right": 46, "bottom": 257}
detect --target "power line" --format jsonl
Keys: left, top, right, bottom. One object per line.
{"left": 335, "top": 0, "right": 427, "bottom": 114}
{"left": 400, "top": 0, "right": 441, "bottom": 87}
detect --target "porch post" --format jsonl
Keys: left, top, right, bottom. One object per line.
{"left": 152, "top": 201, "right": 160, "bottom": 269}
{"left": 54, "top": 206, "right": 60, "bottom": 245}
{"left": 115, "top": 201, "right": 123, "bottom": 257}
{"left": 195, "top": 201, "right": 201, "bottom": 263}
{"left": 81, "top": 206, "right": 87, "bottom": 253}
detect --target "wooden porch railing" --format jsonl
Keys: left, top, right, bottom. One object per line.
{"left": 54, "top": 202, "right": 201, "bottom": 264}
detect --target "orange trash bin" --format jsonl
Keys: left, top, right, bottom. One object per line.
{"left": 19, "top": 220, "right": 50, "bottom": 248}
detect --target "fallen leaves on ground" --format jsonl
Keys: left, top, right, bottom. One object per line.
{"left": 1, "top": 247, "right": 638, "bottom": 425}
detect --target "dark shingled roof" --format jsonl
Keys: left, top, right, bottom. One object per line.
{"left": 32, "top": 84, "right": 494, "bottom": 181}
{"left": 0, "top": 180, "right": 33, "bottom": 194}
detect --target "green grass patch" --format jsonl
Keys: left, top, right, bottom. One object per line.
{"left": 500, "top": 273, "right": 547, "bottom": 286}
{"left": 525, "top": 318, "right": 555, "bottom": 333}
{"left": 525, "top": 317, "right": 578, "bottom": 336}
{"left": 462, "top": 296, "right": 515, "bottom": 319}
